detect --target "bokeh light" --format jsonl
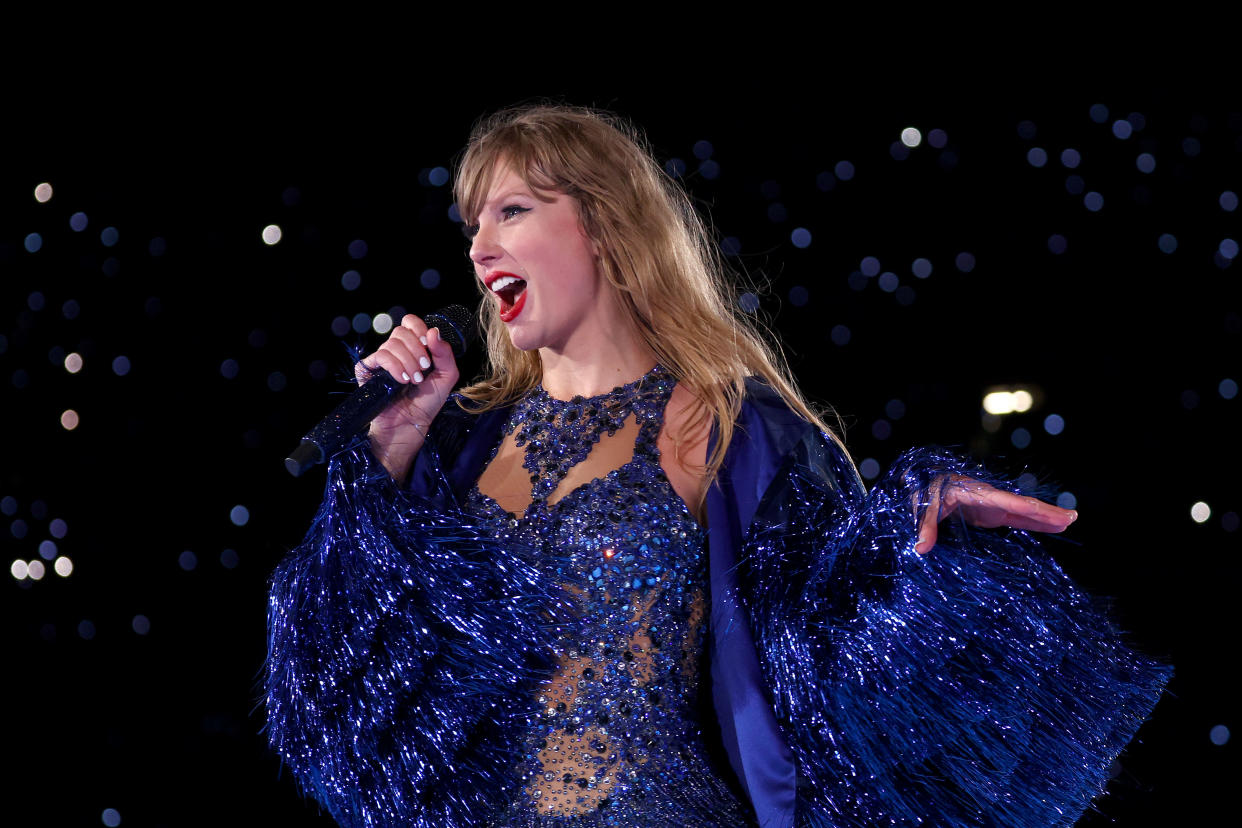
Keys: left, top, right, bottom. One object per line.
{"left": 54, "top": 556, "right": 73, "bottom": 577}
{"left": 342, "top": 270, "right": 361, "bottom": 291}
{"left": 230, "top": 505, "right": 250, "bottom": 526}
{"left": 901, "top": 127, "right": 922, "bottom": 148}
{"left": 64, "top": 353, "right": 83, "bottom": 374}
{"left": 262, "top": 225, "right": 282, "bottom": 245}
{"left": 35, "top": 182, "right": 53, "bottom": 202}
{"left": 1190, "top": 502, "right": 1211, "bottom": 523}
{"left": 372, "top": 313, "right": 394, "bottom": 334}
{"left": 61, "top": 410, "right": 80, "bottom": 430}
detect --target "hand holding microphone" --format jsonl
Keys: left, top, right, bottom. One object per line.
{"left": 285, "top": 305, "right": 474, "bottom": 478}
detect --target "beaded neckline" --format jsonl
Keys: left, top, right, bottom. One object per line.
{"left": 504, "top": 364, "right": 675, "bottom": 506}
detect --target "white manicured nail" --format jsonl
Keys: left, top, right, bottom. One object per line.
{"left": 413, "top": 371, "right": 423, "bottom": 383}
{"left": 420, "top": 335, "right": 428, "bottom": 346}
{"left": 419, "top": 356, "right": 431, "bottom": 370}
{"left": 401, "top": 372, "right": 411, "bottom": 382}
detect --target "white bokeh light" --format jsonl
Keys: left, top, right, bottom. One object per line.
{"left": 262, "top": 224, "right": 283, "bottom": 245}
{"left": 1191, "top": 502, "right": 1211, "bottom": 523}
{"left": 55, "top": 556, "right": 74, "bottom": 577}
{"left": 900, "top": 127, "right": 922, "bottom": 148}
{"left": 35, "top": 182, "right": 53, "bottom": 203}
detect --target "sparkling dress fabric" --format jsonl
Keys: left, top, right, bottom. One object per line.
{"left": 265, "top": 374, "right": 1170, "bottom": 828}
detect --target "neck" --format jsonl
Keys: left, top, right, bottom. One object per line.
{"left": 538, "top": 326, "right": 655, "bottom": 401}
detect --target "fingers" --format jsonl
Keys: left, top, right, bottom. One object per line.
{"left": 914, "top": 476, "right": 944, "bottom": 555}
{"left": 356, "top": 314, "right": 435, "bottom": 386}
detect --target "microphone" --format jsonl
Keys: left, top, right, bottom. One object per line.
{"left": 284, "top": 304, "right": 476, "bottom": 477}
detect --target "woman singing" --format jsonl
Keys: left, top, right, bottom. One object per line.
{"left": 265, "top": 105, "right": 1169, "bottom": 827}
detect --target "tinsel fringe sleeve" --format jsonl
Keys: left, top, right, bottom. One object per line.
{"left": 742, "top": 446, "right": 1172, "bottom": 828}
{"left": 264, "top": 444, "right": 570, "bottom": 828}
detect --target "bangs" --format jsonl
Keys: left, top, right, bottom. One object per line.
{"left": 455, "top": 123, "right": 567, "bottom": 225}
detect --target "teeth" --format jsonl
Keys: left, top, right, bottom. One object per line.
{"left": 490, "top": 275, "right": 520, "bottom": 292}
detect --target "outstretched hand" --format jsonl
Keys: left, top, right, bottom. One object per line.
{"left": 914, "top": 474, "right": 1077, "bottom": 556}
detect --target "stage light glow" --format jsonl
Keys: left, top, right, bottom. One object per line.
{"left": 221, "top": 548, "right": 239, "bottom": 569}
{"left": 331, "top": 316, "right": 350, "bottom": 336}
{"left": 901, "top": 127, "right": 921, "bottom": 148}
{"left": 1191, "top": 502, "right": 1210, "bottom": 523}
{"left": 830, "top": 325, "right": 850, "bottom": 346}
{"left": 349, "top": 239, "right": 368, "bottom": 259}
{"left": 262, "top": 225, "right": 282, "bottom": 245}
{"left": 1136, "top": 153, "right": 1156, "bottom": 173}
{"left": 102, "top": 807, "right": 121, "bottom": 827}
{"left": 1089, "top": 103, "right": 1109, "bottom": 123}
{"left": 912, "top": 258, "right": 932, "bottom": 279}
{"left": 1222, "top": 191, "right": 1239, "bottom": 212}
{"left": 788, "top": 285, "right": 808, "bottom": 307}
{"left": 1220, "top": 378, "right": 1238, "bottom": 399}
{"left": 693, "top": 140, "right": 714, "bottom": 160}
{"left": 1220, "top": 239, "right": 1238, "bottom": 259}
{"left": 27, "top": 560, "right": 46, "bottom": 580}
{"left": 70, "top": 211, "right": 88, "bottom": 231}
{"left": 61, "top": 410, "right": 80, "bottom": 430}
{"left": 738, "top": 292, "right": 759, "bottom": 313}
{"left": 1026, "top": 147, "right": 1047, "bottom": 167}
{"left": 352, "top": 313, "right": 370, "bottom": 333}
{"left": 132, "top": 615, "right": 150, "bottom": 635}
{"left": 664, "top": 158, "right": 686, "bottom": 178}
{"left": 699, "top": 159, "right": 720, "bottom": 180}
{"left": 1158, "top": 233, "right": 1178, "bottom": 253}
{"left": 1048, "top": 234, "right": 1068, "bottom": 254}
{"left": 179, "top": 550, "right": 197, "bottom": 571}
{"left": 230, "top": 505, "right": 250, "bottom": 526}
{"left": 341, "top": 270, "right": 361, "bottom": 291}
{"left": 983, "top": 390, "right": 1033, "bottom": 415}
{"left": 860, "top": 256, "right": 881, "bottom": 276}
{"left": 767, "top": 203, "right": 787, "bottom": 222}
{"left": 101, "top": 227, "right": 119, "bottom": 247}
{"left": 39, "top": 540, "right": 57, "bottom": 560}
{"left": 1057, "top": 492, "right": 1077, "bottom": 509}
{"left": 1084, "top": 192, "right": 1104, "bottom": 212}
{"left": 889, "top": 141, "right": 910, "bottom": 161}
{"left": 1210, "top": 725, "right": 1231, "bottom": 746}
{"left": 928, "top": 129, "right": 948, "bottom": 148}
{"left": 1061, "top": 148, "right": 1081, "bottom": 168}
{"left": 420, "top": 268, "right": 441, "bottom": 289}
{"left": 1044, "top": 414, "right": 1065, "bottom": 435}
{"left": 1011, "top": 428, "right": 1032, "bottom": 449}
{"left": 791, "top": 227, "right": 812, "bottom": 248}
{"left": 859, "top": 458, "right": 880, "bottom": 480}
{"left": 79, "top": 620, "right": 96, "bottom": 639}
{"left": 1, "top": 497, "right": 15, "bottom": 516}
{"left": 878, "top": 272, "right": 898, "bottom": 293}
{"left": 372, "top": 313, "right": 394, "bottom": 334}
{"left": 11, "top": 519, "right": 27, "bottom": 539}
{"left": 885, "top": 399, "right": 906, "bottom": 420}
{"left": 11, "top": 560, "right": 28, "bottom": 579}
{"left": 955, "top": 252, "right": 976, "bottom": 272}
{"left": 834, "top": 160, "right": 855, "bottom": 181}
{"left": 25, "top": 232, "right": 43, "bottom": 253}
{"left": 871, "top": 419, "right": 891, "bottom": 440}
{"left": 1112, "top": 119, "right": 1133, "bottom": 139}
{"left": 50, "top": 518, "right": 67, "bottom": 538}
{"left": 267, "top": 372, "right": 287, "bottom": 392}
{"left": 35, "top": 182, "right": 53, "bottom": 202}
{"left": 1017, "top": 120, "right": 1037, "bottom": 140}
{"left": 1065, "top": 175, "right": 1085, "bottom": 194}
{"left": 65, "top": 353, "right": 83, "bottom": 374}
{"left": 428, "top": 166, "right": 450, "bottom": 186}
{"left": 54, "top": 556, "right": 73, "bottom": 576}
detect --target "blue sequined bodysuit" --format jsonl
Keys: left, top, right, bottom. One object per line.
{"left": 462, "top": 365, "right": 749, "bottom": 827}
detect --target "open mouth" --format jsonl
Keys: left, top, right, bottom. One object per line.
{"left": 489, "top": 274, "right": 527, "bottom": 316}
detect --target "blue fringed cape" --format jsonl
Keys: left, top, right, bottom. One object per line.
{"left": 265, "top": 379, "right": 1170, "bottom": 828}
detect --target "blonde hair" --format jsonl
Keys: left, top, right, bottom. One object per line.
{"left": 453, "top": 104, "right": 842, "bottom": 506}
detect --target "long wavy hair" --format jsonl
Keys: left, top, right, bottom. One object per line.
{"left": 453, "top": 104, "right": 843, "bottom": 505}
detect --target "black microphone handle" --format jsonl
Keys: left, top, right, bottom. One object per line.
{"left": 285, "top": 305, "right": 474, "bottom": 477}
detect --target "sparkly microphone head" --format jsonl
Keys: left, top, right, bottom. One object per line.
{"left": 422, "top": 304, "right": 476, "bottom": 358}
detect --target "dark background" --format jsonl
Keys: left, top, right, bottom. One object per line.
{"left": 3, "top": 58, "right": 1236, "bottom": 825}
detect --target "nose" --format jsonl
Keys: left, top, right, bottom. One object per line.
{"left": 469, "top": 220, "right": 501, "bottom": 268}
